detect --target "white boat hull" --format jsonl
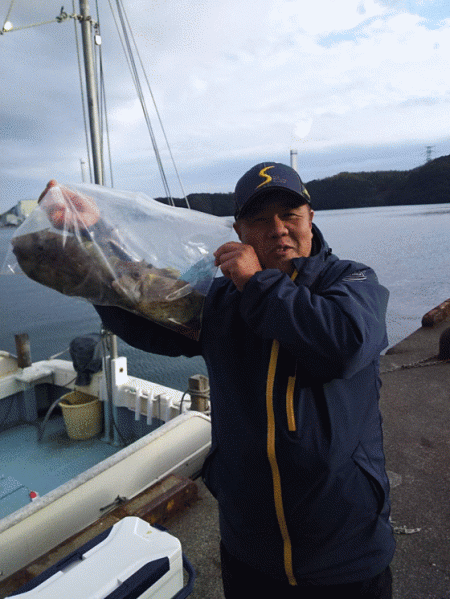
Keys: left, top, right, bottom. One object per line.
{"left": 0, "top": 411, "right": 211, "bottom": 580}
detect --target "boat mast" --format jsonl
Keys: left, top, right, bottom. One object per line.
{"left": 78, "top": 1, "right": 118, "bottom": 359}
{"left": 79, "top": 0, "right": 104, "bottom": 185}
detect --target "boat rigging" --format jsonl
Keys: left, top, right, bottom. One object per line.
{"left": 0, "top": 4, "right": 213, "bottom": 583}
{"left": 1, "top": 0, "right": 190, "bottom": 207}
{"left": 1, "top": 1, "right": 196, "bottom": 420}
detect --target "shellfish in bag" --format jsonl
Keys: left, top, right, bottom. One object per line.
{"left": 4, "top": 180, "right": 234, "bottom": 340}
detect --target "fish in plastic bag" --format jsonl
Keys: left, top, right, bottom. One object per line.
{"left": 4, "top": 180, "right": 234, "bottom": 339}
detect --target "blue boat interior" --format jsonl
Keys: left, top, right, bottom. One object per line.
{"left": 0, "top": 383, "right": 163, "bottom": 520}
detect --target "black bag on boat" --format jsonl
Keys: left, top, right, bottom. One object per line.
{"left": 69, "top": 333, "right": 103, "bottom": 386}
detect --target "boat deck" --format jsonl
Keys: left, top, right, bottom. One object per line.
{"left": 0, "top": 416, "right": 118, "bottom": 519}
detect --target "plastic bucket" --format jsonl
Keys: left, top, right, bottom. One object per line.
{"left": 59, "top": 391, "right": 102, "bottom": 440}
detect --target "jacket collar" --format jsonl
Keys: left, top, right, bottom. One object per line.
{"left": 291, "top": 224, "right": 333, "bottom": 286}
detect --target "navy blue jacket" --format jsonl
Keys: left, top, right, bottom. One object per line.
{"left": 95, "top": 224, "right": 395, "bottom": 586}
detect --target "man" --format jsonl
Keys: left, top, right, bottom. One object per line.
{"left": 94, "top": 162, "right": 395, "bottom": 598}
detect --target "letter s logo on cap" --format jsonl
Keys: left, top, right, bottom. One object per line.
{"left": 256, "top": 166, "right": 274, "bottom": 189}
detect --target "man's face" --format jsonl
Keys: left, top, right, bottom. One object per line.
{"left": 233, "top": 195, "right": 314, "bottom": 275}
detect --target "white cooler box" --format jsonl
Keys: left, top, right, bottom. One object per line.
{"left": 8, "top": 517, "right": 195, "bottom": 599}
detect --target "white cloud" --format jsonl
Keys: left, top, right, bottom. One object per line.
{"left": 1, "top": 0, "right": 450, "bottom": 210}
{"left": 110, "top": 99, "right": 143, "bottom": 127}
{"left": 294, "top": 116, "right": 314, "bottom": 140}
{"left": 267, "top": 0, "right": 386, "bottom": 35}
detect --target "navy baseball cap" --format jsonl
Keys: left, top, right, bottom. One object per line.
{"left": 234, "top": 162, "right": 311, "bottom": 219}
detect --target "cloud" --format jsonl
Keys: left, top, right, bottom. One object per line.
{"left": 1, "top": 0, "right": 449, "bottom": 211}
{"left": 293, "top": 116, "right": 314, "bottom": 140}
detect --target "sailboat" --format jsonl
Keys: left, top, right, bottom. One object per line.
{"left": 0, "top": 0, "right": 212, "bottom": 586}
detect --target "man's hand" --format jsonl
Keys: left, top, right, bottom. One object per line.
{"left": 214, "top": 241, "right": 262, "bottom": 291}
{"left": 38, "top": 180, "right": 100, "bottom": 232}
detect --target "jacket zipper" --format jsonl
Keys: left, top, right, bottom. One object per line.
{"left": 286, "top": 373, "right": 297, "bottom": 432}
{"left": 286, "top": 270, "right": 299, "bottom": 433}
{"left": 265, "top": 269, "right": 299, "bottom": 586}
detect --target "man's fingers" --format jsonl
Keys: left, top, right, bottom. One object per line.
{"left": 38, "top": 181, "right": 100, "bottom": 230}
{"left": 38, "top": 180, "right": 58, "bottom": 203}
{"left": 214, "top": 248, "right": 240, "bottom": 267}
{"left": 213, "top": 242, "right": 262, "bottom": 291}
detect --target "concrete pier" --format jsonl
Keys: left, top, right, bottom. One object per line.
{"left": 380, "top": 319, "right": 450, "bottom": 598}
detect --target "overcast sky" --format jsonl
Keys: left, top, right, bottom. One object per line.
{"left": 1, "top": 0, "right": 449, "bottom": 212}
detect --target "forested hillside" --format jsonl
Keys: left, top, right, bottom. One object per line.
{"left": 155, "top": 154, "right": 450, "bottom": 214}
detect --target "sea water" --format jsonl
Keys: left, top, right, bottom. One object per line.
{"left": 1, "top": 203, "right": 450, "bottom": 391}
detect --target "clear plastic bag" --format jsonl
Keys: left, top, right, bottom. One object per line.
{"left": 2, "top": 181, "right": 234, "bottom": 339}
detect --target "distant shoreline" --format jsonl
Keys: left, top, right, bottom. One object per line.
{"left": 2, "top": 153, "right": 449, "bottom": 220}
